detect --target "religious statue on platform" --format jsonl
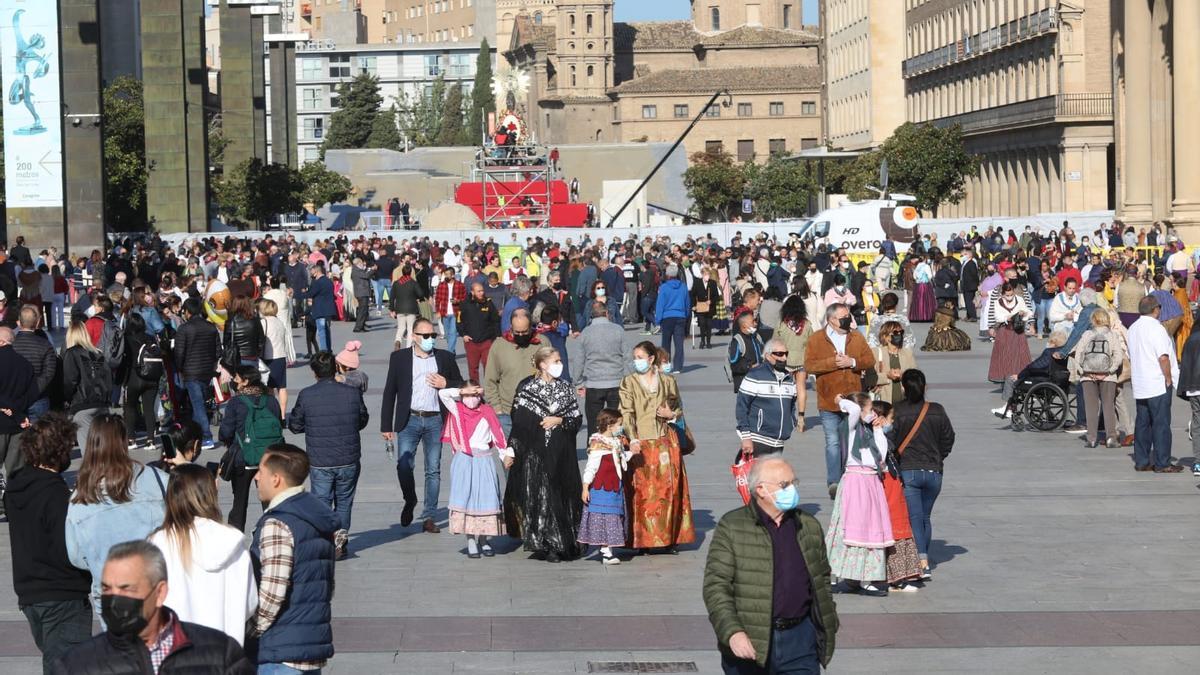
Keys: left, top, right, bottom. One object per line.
{"left": 6, "top": 9, "right": 51, "bottom": 135}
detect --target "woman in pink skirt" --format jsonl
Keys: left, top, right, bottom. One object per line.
{"left": 826, "top": 393, "right": 895, "bottom": 597}
{"left": 987, "top": 281, "right": 1033, "bottom": 383}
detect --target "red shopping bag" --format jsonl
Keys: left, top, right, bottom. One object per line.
{"left": 730, "top": 450, "right": 755, "bottom": 504}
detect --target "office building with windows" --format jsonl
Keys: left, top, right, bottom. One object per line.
{"left": 902, "top": 0, "right": 1114, "bottom": 218}
{"left": 269, "top": 41, "right": 491, "bottom": 163}
{"left": 824, "top": 0, "right": 906, "bottom": 151}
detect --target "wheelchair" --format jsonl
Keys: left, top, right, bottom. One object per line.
{"left": 1005, "top": 358, "right": 1077, "bottom": 432}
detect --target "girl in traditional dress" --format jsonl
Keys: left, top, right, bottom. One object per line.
{"left": 826, "top": 393, "right": 894, "bottom": 597}
{"left": 579, "top": 409, "right": 633, "bottom": 565}
{"left": 908, "top": 255, "right": 936, "bottom": 322}
{"left": 987, "top": 281, "right": 1033, "bottom": 383}
{"left": 440, "top": 382, "right": 510, "bottom": 559}
{"left": 620, "top": 341, "right": 696, "bottom": 552}
{"left": 504, "top": 347, "right": 584, "bottom": 563}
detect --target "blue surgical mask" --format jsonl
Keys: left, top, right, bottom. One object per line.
{"left": 661, "top": 363, "right": 673, "bottom": 374}
{"left": 633, "top": 358, "right": 650, "bottom": 373}
{"left": 773, "top": 484, "right": 800, "bottom": 512}
{"left": 419, "top": 337, "right": 435, "bottom": 352}
{"left": 881, "top": 423, "right": 894, "bottom": 434}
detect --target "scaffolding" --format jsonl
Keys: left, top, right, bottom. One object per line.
{"left": 473, "top": 144, "right": 554, "bottom": 228}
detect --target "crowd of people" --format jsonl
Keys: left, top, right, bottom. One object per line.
{"left": 0, "top": 217, "right": 1196, "bottom": 673}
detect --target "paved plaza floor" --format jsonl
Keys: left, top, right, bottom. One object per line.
{"left": 0, "top": 315, "right": 1198, "bottom": 673}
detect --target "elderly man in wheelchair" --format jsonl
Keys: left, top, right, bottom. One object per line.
{"left": 993, "top": 330, "right": 1077, "bottom": 431}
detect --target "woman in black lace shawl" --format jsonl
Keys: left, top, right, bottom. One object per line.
{"left": 503, "top": 346, "right": 584, "bottom": 562}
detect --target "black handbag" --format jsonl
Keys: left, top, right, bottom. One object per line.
{"left": 219, "top": 341, "right": 241, "bottom": 372}
{"left": 216, "top": 443, "right": 245, "bottom": 482}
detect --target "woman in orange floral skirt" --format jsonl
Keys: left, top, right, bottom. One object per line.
{"left": 619, "top": 341, "right": 696, "bottom": 552}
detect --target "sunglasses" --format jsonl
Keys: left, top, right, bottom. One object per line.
{"left": 770, "top": 351, "right": 788, "bottom": 357}
{"left": 414, "top": 332, "right": 437, "bottom": 339}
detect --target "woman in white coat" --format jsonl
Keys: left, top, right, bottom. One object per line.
{"left": 149, "top": 464, "right": 257, "bottom": 644}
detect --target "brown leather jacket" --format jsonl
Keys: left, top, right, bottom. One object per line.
{"left": 804, "top": 327, "right": 875, "bottom": 412}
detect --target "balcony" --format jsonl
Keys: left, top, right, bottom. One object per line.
{"left": 930, "top": 93, "right": 1112, "bottom": 135}
{"left": 904, "top": 7, "right": 1057, "bottom": 78}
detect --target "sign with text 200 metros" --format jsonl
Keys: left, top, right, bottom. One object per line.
{"left": 0, "top": 0, "right": 62, "bottom": 208}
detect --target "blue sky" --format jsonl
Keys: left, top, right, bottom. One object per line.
{"left": 615, "top": 0, "right": 819, "bottom": 23}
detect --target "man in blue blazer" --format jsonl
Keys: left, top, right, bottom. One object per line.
{"left": 380, "top": 318, "right": 464, "bottom": 533}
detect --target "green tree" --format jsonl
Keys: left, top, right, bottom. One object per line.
{"left": 745, "top": 155, "right": 814, "bottom": 220}
{"left": 102, "top": 76, "right": 149, "bottom": 229}
{"left": 366, "top": 104, "right": 402, "bottom": 150}
{"left": 300, "top": 160, "right": 352, "bottom": 210}
{"left": 401, "top": 76, "right": 447, "bottom": 147}
{"left": 466, "top": 39, "right": 495, "bottom": 145}
{"left": 320, "top": 73, "right": 383, "bottom": 156}
{"left": 684, "top": 150, "right": 747, "bottom": 222}
{"left": 879, "top": 122, "right": 978, "bottom": 216}
{"left": 824, "top": 151, "right": 882, "bottom": 202}
{"left": 438, "top": 83, "right": 466, "bottom": 146}
{"left": 223, "top": 158, "right": 305, "bottom": 227}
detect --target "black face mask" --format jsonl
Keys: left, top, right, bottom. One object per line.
{"left": 838, "top": 316, "right": 853, "bottom": 331}
{"left": 771, "top": 360, "right": 790, "bottom": 373}
{"left": 889, "top": 333, "right": 905, "bottom": 348}
{"left": 513, "top": 332, "right": 533, "bottom": 347}
{"left": 101, "top": 592, "right": 152, "bottom": 638}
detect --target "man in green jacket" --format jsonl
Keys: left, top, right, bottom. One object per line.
{"left": 703, "top": 456, "right": 838, "bottom": 672}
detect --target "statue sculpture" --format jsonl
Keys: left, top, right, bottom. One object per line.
{"left": 7, "top": 9, "right": 51, "bottom": 135}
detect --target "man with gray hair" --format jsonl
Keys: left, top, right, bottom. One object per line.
{"left": 735, "top": 339, "right": 801, "bottom": 456}
{"left": 573, "top": 301, "right": 627, "bottom": 435}
{"left": 703, "top": 456, "right": 838, "bottom": 673}
{"left": 51, "top": 540, "right": 253, "bottom": 673}
{"left": 501, "top": 275, "right": 532, "bottom": 334}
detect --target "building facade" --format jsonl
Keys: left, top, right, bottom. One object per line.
{"left": 903, "top": 0, "right": 1114, "bottom": 219}
{"left": 824, "top": 0, "right": 905, "bottom": 151}
{"left": 692, "top": 0, "right": 803, "bottom": 32}
{"left": 505, "top": 0, "right": 822, "bottom": 160}
{"left": 270, "top": 41, "right": 490, "bottom": 163}
{"left": 1112, "top": 0, "right": 1200, "bottom": 235}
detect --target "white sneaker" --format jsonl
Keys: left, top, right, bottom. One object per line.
{"left": 892, "top": 582, "right": 921, "bottom": 593}
{"left": 602, "top": 554, "right": 621, "bottom": 565}
{"left": 991, "top": 406, "right": 1009, "bottom": 418}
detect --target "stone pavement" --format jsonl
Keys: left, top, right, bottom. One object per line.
{"left": 0, "top": 314, "right": 1198, "bottom": 674}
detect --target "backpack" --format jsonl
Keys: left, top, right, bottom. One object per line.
{"left": 135, "top": 339, "right": 165, "bottom": 381}
{"left": 1079, "top": 330, "right": 1116, "bottom": 374}
{"left": 237, "top": 395, "right": 283, "bottom": 467}
{"left": 76, "top": 350, "right": 111, "bottom": 408}
{"left": 98, "top": 317, "right": 125, "bottom": 368}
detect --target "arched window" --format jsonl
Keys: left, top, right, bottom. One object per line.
{"left": 534, "top": 11, "right": 543, "bottom": 25}
{"left": 570, "top": 65, "right": 577, "bottom": 87}
{"left": 569, "top": 13, "right": 576, "bottom": 34}
{"left": 586, "top": 13, "right": 593, "bottom": 34}
{"left": 711, "top": 7, "right": 720, "bottom": 31}
{"left": 587, "top": 65, "right": 595, "bottom": 85}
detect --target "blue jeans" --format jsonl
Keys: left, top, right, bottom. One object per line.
{"left": 396, "top": 414, "right": 443, "bottom": 521}
{"left": 25, "top": 397, "right": 50, "bottom": 423}
{"left": 721, "top": 616, "right": 820, "bottom": 674}
{"left": 660, "top": 316, "right": 685, "bottom": 372}
{"left": 441, "top": 315, "right": 458, "bottom": 356}
{"left": 308, "top": 463, "right": 361, "bottom": 533}
{"left": 641, "top": 296, "right": 657, "bottom": 330}
{"left": 901, "top": 469, "right": 943, "bottom": 561}
{"left": 1036, "top": 297, "right": 1052, "bottom": 333}
{"left": 372, "top": 279, "right": 389, "bottom": 309}
{"left": 314, "top": 317, "right": 331, "bottom": 352}
{"left": 259, "top": 665, "right": 320, "bottom": 675}
{"left": 819, "top": 410, "right": 847, "bottom": 487}
{"left": 497, "top": 414, "right": 512, "bottom": 440}
{"left": 1134, "top": 387, "right": 1173, "bottom": 469}
{"left": 607, "top": 297, "right": 622, "bottom": 324}
{"left": 182, "top": 379, "right": 212, "bottom": 442}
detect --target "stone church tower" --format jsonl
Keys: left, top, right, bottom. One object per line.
{"left": 691, "top": 0, "right": 800, "bottom": 32}
{"left": 554, "top": 0, "right": 614, "bottom": 98}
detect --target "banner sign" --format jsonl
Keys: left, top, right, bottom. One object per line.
{"left": 0, "top": 0, "right": 63, "bottom": 208}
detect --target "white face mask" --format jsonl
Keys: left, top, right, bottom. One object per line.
{"left": 596, "top": 288, "right": 606, "bottom": 297}
{"left": 548, "top": 362, "right": 564, "bottom": 379}
{"left": 462, "top": 396, "right": 481, "bottom": 409}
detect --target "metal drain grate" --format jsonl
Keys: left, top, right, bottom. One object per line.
{"left": 587, "top": 662, "right": 699, "bottom": 673}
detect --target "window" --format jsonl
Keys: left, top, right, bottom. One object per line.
{"left": 801, "top": 101, "right": 817, "bottom": 115}
{"left": 769, "top": 101, "right": 784, "bottom": 116}
{"left": 304, "top": 147, "right": 320, "bottom": 163}
{"left": 737, "top": 139, "right": 755, "bottom": 162}
{"left": 449, "top": 53, "right": 472, "bottom": 77}
{"left": 801, "top": 138, "right": 819, "bottom": 150}
{"left": 357, "top": 56, "right": 377, "bottom": 75}
{"left": 711, "top": 7, "right": 720, "bottom": 31}
{"left": 329, "top": 55, "right": 350, "bottom": 78}
{"left": 569, "top": 13, "right": 576, "bottom": 34}
{"left": 783, "top": 4, "right": 791, "bottom": 29}
{"left": 586, "top": 13, "right": 593, "bottom": 34}
{"left": 641, "top": 105, "right": 657, "bottom": 119}
{"left": 300, "top": 58, "right": 322, "bottom": 80}
{"left": 674, "top": 104, "right": 689, "bottom": 118}
{"left": 424, "top": 54, "right": 443, "bottom": 76}
{"left": 737, "top": 102, "right": 752, "bottom": 117}
{"left": 534, "top": 11, "right": 543, "bottom": 24}
{"left": 570, "top": 65, "right": 577, "bottom": 87}
{"left": 302, "top": 87, "right": 321, "bottom": 109}
{"left": 329, "top": 86, "right": 341, "bottom": 108}
{"left": 587, "top": 64, "right": 595, "bottom": 85}
{"left": 705, "top": 140, "right": 724, "bottom": 154}
{"left": 705, "top": 105, "right": 721, "bottom": 117}
{"left": 769, "top": 138, "right": 787, "bottom": 156}
{"left": 303, "top": 118, "right": 324, "bottom": 140}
